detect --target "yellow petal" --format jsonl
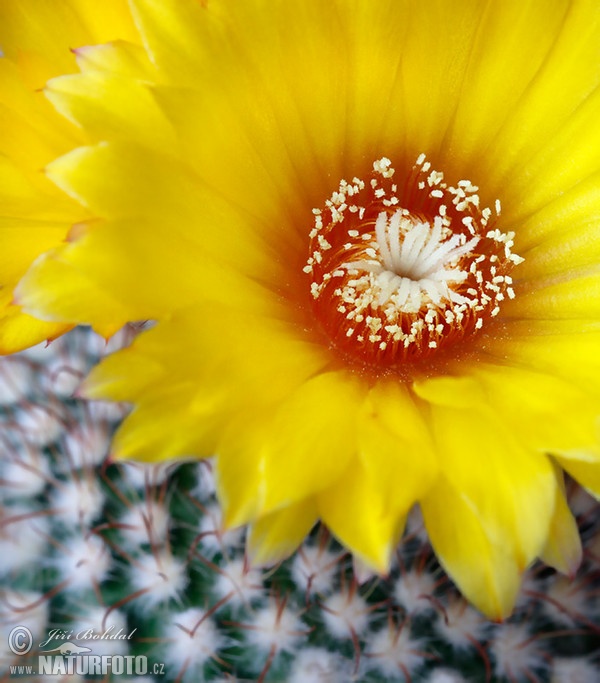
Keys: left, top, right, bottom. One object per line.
{"left": 15, "top": 247, "right": 133, "bottom": 337}
{"left": 247, "top": 499, "right": 318, "bottom": 567}
{"left": 128, "top": 0, "right": 214, "bottom": 86}
{"left": 16, "top": 214, "right": 287, "bottom": 326}
{"left": 87, "top": 304, "right": 329, "bottom": 404}
{"left": 413, "top": 381, "right": 556, "bottom": 570}
{"left": 478, "top": 0, "right": 600, "bottom": 214}
{"left": 217, "top": 372, "right": 359, "bottom": 527}
{"left": 0, "top": 154, "right": 76, "bottom": 221}
{"left": 45, "top": 141, "right": 202, "bottom": 220}
{"left": 83, "top": 305, "right": 335, "bottom": 474}
{"left": 45, "top": 69, "right": 176, "bottom": 154}
{"left": 539, "top": 467, "right": 582, "bottom": 576}
{"left": 507, "top": 173, "right": 600, "bottom": 257}
{"left": 0, "top": 54, "right": 87, "bottom": 352}
{"left": 111, "top": 384, "right": 224, "bottom": 462}
{"left": 0, "top": 167, "right": 81, "bottom": 351}
{"left": 0, "top": 218, "right": 66, "bottom": 283}
{"left": 481, "top": 328, "right": 600, "bottom": 397}
{"left": 318, "top": 458, "right": 406, "bottom": 573}
{"left": 510, "top": 178, "right": 600, "bottom": 299}
{"left": 81, "top": 344, "right": 164, "bottom": 402}
{"left": 44, "top": 141, "right": 293, "bottom": 284}
{"left": 421, "top": 477, "right": 521, "bottom": 620}
{"left": 504, "top": 272, "right": 600, "bottom": 322}
{"left": 413, "top": 374, "right": 483, "bottom": 410}
{"left": 0, "top": 60, "right": 79, "bottom": 168}
{"left": 0, "top": 305, "right": 70, "bottom": 355}
{"left": 216, "top": 416, "right": 268, "bottom": 528}
{"left": 59, "top": 0, "right": 138, "bottom": 46}
{"left": 358, "top": 379, "right": 437, "bottom": 512}
{"left": 0, "top": 3, "right": 82, "bottom": 84}
{"left": 73, "top": 41, "right": 153, "bottom": 78}
{"left": 0, "top": 0, "right": 137, "bottom": 86}
{"left": 469, "top": 363, "right": 600, "bottom": 453}
{"left": 554, "top": 449, "right": 600, "bottom": 498}
{"left": 498, "top": 85, "right": 600, "bottom": 224}
{"left": 150, "top": 84, "right": 311, "bottom": 242}
{"left": 259, "top": 371, "right": 363, "bottom": 515}
{"left": 438, "top": 1, "right": 573, "bottom": 173}
{"left": 416, "top": 362, "right": 600, "bottom": 457}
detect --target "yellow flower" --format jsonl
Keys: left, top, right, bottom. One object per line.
{"left": 5, "top": 0, "right": 600, "bottom": 618}
{"left": 0, "top": 0, "right": 136, "bottom": 350}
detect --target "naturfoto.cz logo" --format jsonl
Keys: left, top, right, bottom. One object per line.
{"left": 7, "top": 626, "right": 165, "bottom": 677}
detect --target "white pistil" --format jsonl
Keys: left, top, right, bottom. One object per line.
{"left": 342, "top": 211, "right": 479, "bottom": 312}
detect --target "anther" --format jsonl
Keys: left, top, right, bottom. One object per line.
{"left": 306, "top": 156, "right": 522, "bottom": 369}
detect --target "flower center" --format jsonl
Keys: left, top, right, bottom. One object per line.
{"left": 305, "top": 156, "right": 523, "bottom": 369}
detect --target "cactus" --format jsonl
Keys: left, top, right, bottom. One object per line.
{"left": 1, "top": 327, "right": 599, "bottom": 682}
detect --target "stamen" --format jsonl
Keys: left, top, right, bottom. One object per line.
{"left": 306, "top": 155, "right": 523, "bottom": 369}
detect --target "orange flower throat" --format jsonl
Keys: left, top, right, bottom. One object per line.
{"left": 305, "top": 156, "right": 523, "bottom": 370}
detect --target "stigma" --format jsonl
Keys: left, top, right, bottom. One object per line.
{"left": 305, "top": 155, "right": 523, "bottom": 368}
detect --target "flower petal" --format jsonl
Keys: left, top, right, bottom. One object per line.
{"left": 128, "top": 0, "right": 214, "bottom": 87}
{"left": 0, "top": 60, "right": 78, "bottom": 169}
{"left": 15, "top": 247, "right": 133, "bottom": 338}
{"left": 84, "top": 304, "right": 334, "bottom": 468}
{"left": 413, "top": 379, "right": 556, "bottom": 570}
{"left": 111, "top": 384, "right": 224, "bottom": 462}
{"left": 44, "top": 141, "right": 203, "bottom": 220}
{"left": 421, "top": 477, "right": 521, "bottom": 620}
{"left": 358, "top": 379, "right": 437, "bottom": 512}
{"left": 554, "top": 449, "right": 600, "bottom": 498}
{"left": 216, "top": 417, "right": 270, "bottom": 529}
{"left": 478, "top": 0, "right": 600, "bottom": 214}
{"left": 482, "top": 328, "right": 600, "bottom": 398}
{"left": 318, "top": 458, "right": 406, "bottom": 573}
{"left": 469, "top": 363, "right": 600, "bottom": 453}
{"left": 0, "top": 306, "right": 69, "bottom": 354}
{"left": 258, "top": 371, "right": 363, "bottom": 516}
{"left": 438, "top": 0, "right": 574, "bottom": 172}
{"left": 0, "top": 218, "right": 67, "bottom": 286}
{"left": 81, "top": 343, "right": 164, "bottom": 402}
{"left": 247, "top": 499, "right": 318, "bottom": 567}
{"left": 0, "top": 158, "right": 81, "bottom": 350}
{"left": 16, "top": 214, "right": 278, "bottom": 327}
{"left": 43, "top": 141, "right": 294, "bottom": 280}
{"left": 217, "top": 371, "right": 362, "bottom": 527}
{"left": 508, "top": 173, "right": 600, "bottom": 258}
{"left": 0, "top": 0, "right": 136, "bottom": 85}
{"left": 45, "top": 69, "right": 176, "bottom": 154}
{"left": 539, "top": 468, "right": 582, "bottom": 576}
{"left": 505, "top": 272, "right": 600, "bottom": 322}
